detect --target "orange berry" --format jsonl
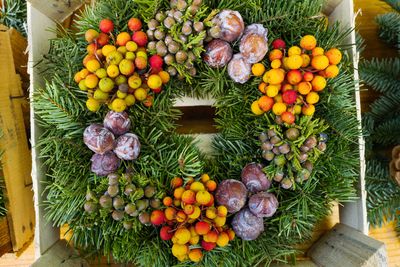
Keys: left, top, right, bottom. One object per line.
{"left": 266, "top": 84, "right": 280, "bottom": 98}
{"left": 298, "top": 81, "right": 312, "bottom": 95}
{"left": 302, "top": 104, "right": 315, "bottom": 116}
{"left": 195, "top": 221, "right": 211, "bottom": 235}
{"left": 312, "top": 47, "right": 324, "bottom": 57}
{"left": 206, "top": 180, "right": 217, "bottom": 191}
{"left": 189, "top": 235, "right": 200, "bottom": 245}
{"left": 200, "top": 174, "right": 210, "bottom": 183}
{"left": 263, "top": 69, "right": 285, "bottom": 85}
{"left": 258, "top": 82, "right": 268, "bottom": 94}
{"left": 173, "top": 199, "right": 181, "bottom": 207}
{"left": 274, "top": 94, "right": 283, "bottom": 103}
{"left": 258, "top": 96, "right": 274, "bottom": 112}
{"left": 174, "top": 187, "right": 185, "bottom": 200}
{"left": 227, "top": 229, "right": 235, "bottom": 241}
{"left": 182, "top": 190, "right": 196, "bottom": 204}
{"left": 271, "top": 59, "right": 282, "bottom": 69}
{"left": 85, "top": 74, "right": 99, "bottom": 89}
{"left": 204, "top": 230, "right": 218, "bottom": 243}
{"left": 188, "top": 206, "right": 201, "bottom": 219}
{"left": 286, "top": 55, "right": 303, "bottom": 69}
{"left": 324, "top": 64, "right": 339, "bottom": 78}
{"left": 303, "top": 72, "right": 314, "bottom": 82}
{"left": 325, "top": 48, "right": 342, "bottom": 65}
{"left": 311, "top": 55, "right": 329, "bottom": 70}
{"left": 163, "top": 196, "right": 173, "bottom": 206}
{"left": 301, "top": 54, "right": 310, "bottom": 67}
{"left": 176, "top": 211, "right": 187, "bottom": 222}
{"left": 116, "top": 32, "right": 131, "bottom": 46}
{"left": 184, "top": 204, "right": 195, "bottom": 215}
{"left": 158, "top": 70, "right": 170, "bottom": 84}
{"left": 251, "top": 100, "right": 264, "bottom": 115}
{"left": 188, "top": 249, "right": 203, "bottom": 262}
{"left": 300, "top": 35, "right": 317, "bottom": 50}
{"left": 311, "top": 75, "right": 327, "bottom": 91}
{"left": 164, "top": 207, "right": 177, "bottom": 221}
{"left": 251, "top": 63, "right": 266, "bottom": 76}
{"left": 288, "top": 46, "right": 301, "bottom": 56}
{"left": 269, "top": 49, "right": 283, "bottom": 61}
{"left": 171, "top": 177, "right": 183, "bottom": 188}
{"left": 217, "top": 232, "right": 230, "bottom": 247}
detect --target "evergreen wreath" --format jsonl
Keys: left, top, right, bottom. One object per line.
{"left": 34, "top": 0, "right": 360, "bottom": 265}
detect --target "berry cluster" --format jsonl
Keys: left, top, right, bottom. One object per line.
{"left": 74, "top": 18, "right": 170, "bottom": 113}
{"left": 259, "top": 127, "right": 328, "bottom": 189}
{"left": 84, "top": 172, "right": 162, "bottom": 229}
{"left": 150, "top": 175, "right": 235, "bottom": 263}
{"left": 147, "top": 0, "right": 208, "bottom": 80}
{"left": 251, "top": 35, "right": 343, "bottom": 123}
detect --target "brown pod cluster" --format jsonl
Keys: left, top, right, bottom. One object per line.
{"left": 211, "top": 10, "right": 244, "bottom": 43}
{"left": 104, "top": 111, "right": 132, "bottom": 136}
{"left": 215, "top": 179, "right": 248, "bottom": 213}
{"left": 232, "top": 208, "right": 264, "bottom": 240}
{"left": 227, "top": 53, "right": 251, "bottom": 84}
{"left": 114, "top": 133, "right": 141, "bottom": 160}
{"left": 83, "top": 124, "right": 115, "bottom": 154}
{"left": 203, "top": 39, "right": 233, "bottom": 68}
{"left": 390, "top": 145, "right": 400, "bottom": 186}
{"left": 248, "top": 192, "right": 278, "bottom": 218}
{"left": 239, "top": 24, "right": 269, "bottom": 64}
{"left": 91, "top": 151, "right": 120, "bottom": 176}
{"left": 241, "top": 163, "right": 271, "bottom": 193}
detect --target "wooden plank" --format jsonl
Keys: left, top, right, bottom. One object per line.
{"left": 0, "top": 30, "right": 34, "bottom": 251}
{"left": 7, "top": 28, "right": 29, "bottom": 85}
{"left": 308, "top": 223, "right": 388, "bottom": 267}
{"left": 369, "top": 221, "right": 400, "bottom": 267}
{"left": 0, "top": 218, "right": 12, "bottom": 257}
{"left": 27, "top": 0, "right": 84, "bottom": 23}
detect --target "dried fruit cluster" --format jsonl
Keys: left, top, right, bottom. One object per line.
{"left": 150, "top": 175, "right": 235, "bottom": 263}
{"left": 259, "top": 127, "right": 328, "bottom": 189}
{"left": 83, "top": 111, "right": 140, "bottom": 176}
{"left": 74, "top": 18, "right": 170, "bottom": 112}
{"left": 147, "top": 0, "right": 209, "bottom": 80}
{"left": 84, "top": 172, "right": 162, "bottom": 228}
{"left": 251, "top": 35, "right": 343, "bottom": 122}
{"left": 215, "top": 163, "right": 279, "bottom": 241}
{"left": 204, "top": 10, "right": 269, "bottom": 84}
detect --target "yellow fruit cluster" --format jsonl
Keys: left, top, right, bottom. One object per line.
{"left": 251, "top": 35, "right": 343, "bottom": 122}
{"left": 74, "top": 19, "right": 170, "bottom": 113}
{"left": 156, "top": 175, "right": 235, "bottom": 263}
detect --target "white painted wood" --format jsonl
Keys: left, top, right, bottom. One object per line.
{"left": 191, "top": 134, "right": 216, "bottom": 155}
{"left": 328, "top": 0, "right": 368, "bottom": 235}
{"left": 27, "top": 3, "right": 60, "bottom": 259}
{"left": 175, "top": 96, "right": 215, "bottom": 107}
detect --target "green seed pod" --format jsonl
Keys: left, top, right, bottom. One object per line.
{"left": 188, "top": 67, "right": 197, "bottom": 76}
{"left": 112, "top": 210, "right": 124, "bottom": 221}
{"left": 138, "top": 212, "right": 150, "bottom": 225}
{"left": 155, "top": 12, "right": 166, "bottom": 22}
{"left": 99, "top": 194, "right": 112, "bottom": 209}
{"left": 164, "top": 54, "right": 175, "bottom": 65}
{"left": 107, "top": 185, "right": 119, "bottom": 197}
{"left": 136, "top": 199, "right": 149, "bottom": 211}
{"left": 124, "top": 203, "right": 137, "bottom": 214}
{"left": 147, "top": 19, "right": 159, "bottom": 30}
{"left": 147, "top": 41, "right": 157, "bottom": 51}
{"left": 167, "top": 66, "right": 178, "bottom": 76}
{"left": 156, "top": 41, "right": 168, "bottom": 57}
{"left": 285, "top": 128, "right": 300, "bottom": 141}
{"left": 154, "top": 29, "right": 165, "bottom": 41}
{"left": 135, "top": 188, "right": 145, "bottom": 199}
{"left": 113, "top": 196, "right": 125, "bottom": 210}
{"left": 85, "top": 191, "right": 96, "bottom": 201}
{"left": 150, "top": 198, "right": 161, "bottom": 209}
{"left": 193, "top": 21, "right": 204, "bottom": 32}
{"left": 124, "top": 183, "right": 136, "bottom": 196}
{"left": 168, "top": 41, "right": 180, "bottom": 54}
{"left": 175, "top": 51, "right": 188, "bottom": 64}
{"left": 108, "top": 173, "right": 119, "bottom": 185}
{"left": 176, "top": 0, "right": 187, "bottom": 11}
{"left": 274, "top": 155, "right": 286, "bottom": 166}
{"left": 84, "top": 201, "right": 97, "bottom": 213}
{"left": 262, "top": 150, "right": 274, "bottom": 161}
{"left": 163, "top": 16, "right": 176, "bottom": 29}
{"left": 123, "top": 221, "right": 132, "bottom": 230}
{"left": 280, "top": 178, "right": 293, "bottom": 189}
{"left": 144, "top": 186, "right": 156, "bottom": 198}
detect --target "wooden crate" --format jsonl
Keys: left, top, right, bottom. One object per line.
{"left": 0, "top": 25, "right": 34, "bottom": 253}
{"left": 27, "top": 0, "right": 385, "bottom": 266}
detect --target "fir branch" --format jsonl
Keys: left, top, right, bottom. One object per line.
{"left": 0, "top": 0, "right": 27, "bottom": 36}
{"left": 359, "top": 57, "right": 400, "bottom": 94}
{"left": 382, "top": 0, "right": 400, "bottom": 13}
{"left": 369, "top": 92, "right": 400, "bottom": 120}
{"left": 372, "top": 117, "right": 400, "bottom": 145}
{"left": 376, "top": 12, "right": 400, "bottom": 49}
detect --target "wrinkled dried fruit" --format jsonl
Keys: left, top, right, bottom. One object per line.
{"left": 248, "top": 192, "right": 279, "bottom": 218}
{"left": 215, "top": 179, "right": 247, "bottom": 213}
{"left": 239, "top": 24, "right": 268, "bottom": 64}
{"left": 228, "top": 53, "right": 251, "bottom": 84}
{"left": 241, "top": 163, "right": 271, "bottom": 193}
{"left": 103, "top": 111, "right": 131, "bottom": 136}
{"left": 91, "top": 151, "right": 120, "bottom": 176}
{"left": 211, "top": 10, "right": 244, "bottom": 42}
{"left": 232, "top": 208, "right": 264, "bottom": 240}
{"left": 83, "top": 124, "right": 115, "bottom": 154}
{"left": 203, "top": 39, "right": 233, "bottom": 68}
{"left": 114, "top": 133, "right": 141, "bottom": 160}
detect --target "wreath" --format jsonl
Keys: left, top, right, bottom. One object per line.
{"left": 34, "top": 0, "right": 360, "bottom": 266}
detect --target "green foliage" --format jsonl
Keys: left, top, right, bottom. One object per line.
{"left": 366, "top": 160, "right": 400, "bottom": 226}
{"left": 376, "top": 12, "right": 400, "bottom": 49}
{"left": 0, "top": 0, "right": 27, "bottom": 36}
{"left": 383, "top": 0, "right": 400, "bottom": 13}
{"left": 359, "top": 58, "right": 400, "bottom": 95}
{"left": 34, "top": 0, "right": 360, "bottom": 266}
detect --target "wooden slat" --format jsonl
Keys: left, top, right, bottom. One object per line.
{"left": 369, "top": 221, "right": 400, "bottom": 267}
{"left": 27, "top": 0, "right": 84, "bottom": 23}
{"left": 0, "top": 30, "right": 34, "bottom": 251}
{"left": 0, "top": 218, "right": 12, "bottom": 257}
{"left": 7, "top": 28, "right": 29, "bottom": 85}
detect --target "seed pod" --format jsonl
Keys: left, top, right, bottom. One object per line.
{"left": 154, "top": 29, "right": 166, "bottom": 40}
{"left": 303, "top": 160, "right": 313, "bottom": 172}
{"left": 104, "top": 111, "right": 131, "bottom": 136}
{"left": 261, "top": 141, "right": 273, "bottom": 151}
{"left": 108, "top": 173, "right": 119, "bottom": 185}
{"left": 248, "top": 192, "right": 279, "bottom": 218}
{"left": 155, "top": 12, "right": 166, "bottom": 22}
{"left": 187, "top": 51, "right": 196, "bottom": 62}
{"left": 147, "top": 19, "right": 159, "bottom": 30}
{"left": 173, "top": 10, "right": 183, "bottom": 22}
{"left": 130, "top": 210, "right": 139, "bottom": 217}
{"left": 280, "top": 177, "right": 293, "bottom": 189}
{"left": 176, "top": 0, "right": 187, "bottom": 11}
{"left": 274, "top": 171, "right": 284, "bottom": 182}
{"left": 164, "top": 35, "right": 173, "bottom": 46}
{"left": 168, "top": 41, "right": 180, "bottom": 54}
{"left": 272, "top": 147, "right": 280, "bottom": 155}
{"left": 297, "top": 169, "right": 311, "bottom": 182}
{"left": 156, "top": 41, "right": 168, "bottom": 57}
{"left": 262, "top": 150, "right": 274, "bottom": 161}
{"left": 124, "top": 184, "right": 136, "bottom": 196}
{"left": 144, "top": 186, "right": 156, "bottom": 198}
{"left": 203, "top": 39, "right": 233, "bottom": 68}
{"left": 286, "top": 128, "right": 300, "bottom": 141}
{"left": 232, "top": 208, "right": 264, "bottom": 240}
{"left": 215, "top": 179, "right": 247, "bottom": 213}
{"left": 135, "top": 188, "right": 144, "bottom": 199}
{"left": 163, "top": 16, "right": 176, "bottom": 29}
{"left": 275, "top": 116, "right": 283, "bottom": 125}
{"left": 125, "top": 203, "right": 137, "bottom": 215}
{"left": 136, "top": 199, "right": 149, "bottom": 211}
{"left": 164, "top": 54, "right": 175, "bottom": 65}
{"left": 150, "top": 198, "right": 161, "bottom": 209}
{"left": 175, "top": 51, "right": 188, "bottom": 64}
{"left": 259, "top": 132, "right": 268, "bottom": 142}
{"left": 99, "top": 194, "right": 112, "bottom": 209}
{"left": 182, "top": 24, "right": 192, "bottom": 35}
{"left": 179, "top": 35, "right": 188, "bottom": 43}
{"left": 300, "top": 145, "right": 310, "bottom": 153}
{"left": 147, "top": 41, "right": 157, "bottom": 51}
{"left": 170, "top": 0, "right": 178, "bottom": 8}
{"left": 185, "top": 60, "right": 194, "bottom": 69}
{"left": 167, "top": 66, "right": 178, "bottom": 76}
{"left": 278, "top": 143, "right": 291, "bottom": 154}
{"left": 84, "top": 201, "right": 97, "bottom": 214}
{"left": 85, "top": 191, "right": 96, "bottom": 201}
{"left": 274, "top": 155, "right": 286, "bottom": 166}
{"left": 270, "top": 136, "right": 281, "bottom": 144}
{"left": 84, "top": 124, "right": 115, "bottom": 154}
{"left": 113, "top": 196, "right": 125, "bottom": 210}
{"left": 187, "top": 4, "right": 199, "bottom": 15}
{"left": 267, "top": 129, "right": 276, "bottom": 138}
{"left": 208, "top": 26, "right": 221, "bottom": 39}
{"left": 298, "top": 153, "right": 308, "bottom": 163}
{"left": 193, "top": 21, "right": 204, "bottom": 32}
{"left": 114, "top": 133, "right": 141, "bottom": 160}
{"left": 305, "top": 136, "right": 317, "bottom": 148}
{"left": 118, "top": 83, "right": 129, "bottom": 93}
{"left": 123, "top": 221, "right": 133, "bottom": 230}
{"left": 139, "top": 212, "right": 150, "bottom": 225}
{"left": 112, "top": 210, "right": 124, "bottom": 221}
{"left": 241, "top": 163, "right": 271, "bottom": 193}
{"left": 188, "top": 67, "right": 197, "bottom": 77}
{"left": 317, "top": 142, "right": 327, "bottom": 152}
{"left": 192, "top": 0, "right": 202, "bottom": 5}
{"left": 91, "top": 152, "right": 120, "bottom": 177}
{"left": 107, "top": 185, "right": 119, "bottom": 197}
{"left": 227, "top": 53, "right": 251, "bottom": 83}
{"left": 146, "top": 29, "right": 154, "bottom": 41}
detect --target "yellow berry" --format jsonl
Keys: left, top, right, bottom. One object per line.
{"left": 206, "top": 207, "right": 217, "bottom": 219}
{"left": 126, "top": 41, "right": 138, "bottom": 52}
{"left": 302, "top": 104, "right": 315, "bottom": 116}
{"left": 174, "top": 228, "right": 191, "bottom": 245}
{"left": 214, "top": 216, "right": 226, "bottom": 227}
{"left": 300, "top": 35, "right": 317, "bottom": 50}
{"left": 288, "top": 46, "right": 301, "bottom": 56}
{"left": 286, "top": 55, "right": 303, "bottom": 70}
{"left": 311, "top": 75, "right": 327, "bottom": 91}
{"left": 86, "top": 98, "right": 100, "bottom": 112}
{"left": 301, "top": 54, "right": 311, "bottom": 68}
{"left": 271, "top": 59, "right": 281, "bottom": 69}
{"left": 117, "top": 90, "right": 127, "bottom": 99}
{"left": 196, "top": 190, "right": 211, "bottom": 205}
{"left": 217, "top": 206, "right": 228, "bottom": 217}
{"left": 190, "top": 181, "right": 205, "bottom": 192}
{"left": 325, "top": 48, "right": 342, "bottom": 65}
{"left": 263, "top": 69, "right": 285, "bottom": 85}
{"left": 251, "top": 63, "right": 266, "bottom": 76}
{"left": 312, "top": 47, "right": 324, "bottom": 57}
{"left": 272, "top": 102, "right": 287, "bottom": 115}
{"left": 171, "top": 244, "right": 188, "bottom": 257}
{"left": 134, "top": 88, "right": 147, "bottom": 101}
{"left": 200, "top": 174, "right": 210, "bottom": 183}
{"left": 324, "top": 64, "right": 339, "bottom": 78}
{"left": 111, "top": 98, "right": 127, "bottom": 112}
{"left": 78, "top": 80, "right": 88, "bottom": 91}
{"left": 188, "top": 249, "right": 202, "bottom": 262}
{"left": 251, "top": 100, "right": 264, "bottom": 115}
{"left": 86, "top": 59, "right": 101, "bottom": 73}
{"left": 85, "top": 74, "right": 98, "bottom": 89}
{"left": 147, "top": 74, "right": 162, "bottom": 89}
{"left": 106, "top": 65, "right": 120, "bottom": 78}
{"left": 306, "top": 91, "right": 320, "bottom": 104}
{"left": 95, "top": 68, "right": 107, "bottom": 79}
{"left": 125, "top": 94, "right": 136, "bottom": 106}
{"left": 216, "top": 232, "right": 230, "bottom": 247}
{"left": 102, "top": 44, "right": 116, "bottom": 57}
{"left": 266, "top": 84, "right": 280, "bottom": 98}
{"left": 93, "top": 89, "right": 109, "bottom": 101}
{"left": 311, "top": 55, "right": 329, "bottom": 70}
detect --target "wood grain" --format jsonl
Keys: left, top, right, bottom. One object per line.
{"left": 0, "top": 218, "right": 12, "bottom": 257}
{"left": 369, "top": 221, "right": 400, "bottom": 267}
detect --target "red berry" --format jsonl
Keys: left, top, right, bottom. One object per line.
{"left": 150, "top": 210, "right": 165, "bottom": 225}
{"left": 281, "top": 111, "right": 295, "bottom": 124}
{"left": 149, "top": 55, "right": 163, "bottom": 70}
{"left": 132, "top": 31, "right": 148, "bottom": 47}
{"left": 151, "top": 87, "right": 162, "bottom": 94}
{"left": 99, "top": 19, "right": 114, "bottom": 33}
{"left": 201, "top": 240, "right": 216, "bottom": 251}
{"left": 160, "top": 226, "right": 174, "bottom": 240}
{"left": 96, "top": 32, "right": 109, "bottom": 47}
{"left": 128, "top": 18, "right": 142, "bottom": 31}
{"left": 282, "top": 90, "right": 298, "bottom": 105}
{"left": 272, "top": 39, "right": 286, "bottom": 50}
